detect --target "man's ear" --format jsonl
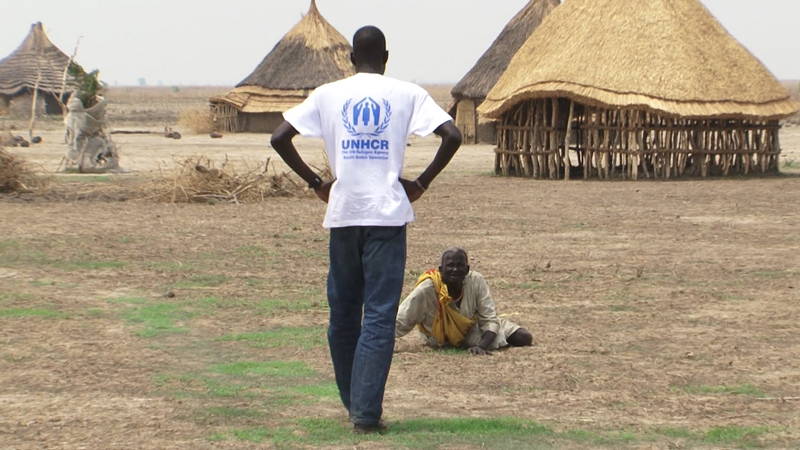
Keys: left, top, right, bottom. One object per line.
{"left": 350, "top": 52, "right": 356, "bottom": 67}
{"left": 465, "top": 265, "right": 470, "bottom": 273}
{"left": 383, "top": 50, "right": 389, "bottom": 64}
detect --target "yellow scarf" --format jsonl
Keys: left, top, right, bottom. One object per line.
{"left": 413, "top": 269, "right": 476, "bottom": 347}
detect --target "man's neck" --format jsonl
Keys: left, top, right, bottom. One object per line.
{"left": 446, "top": 282, "right": 463, "bottom": 300}
{"left": 355, "top": 64, "right": 385, "bottom": 75}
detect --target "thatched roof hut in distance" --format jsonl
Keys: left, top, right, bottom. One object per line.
{"left": 451, "top": 0, "right": 559, "bottom": 144}
{"left": 210, "top": 0, "right": 354, "bottom": 133}
{"left": 0, "top": 22, "right": 78, "bottom": 116}
{"left": 479, "top": 0, "right": 800, "bottom": 180}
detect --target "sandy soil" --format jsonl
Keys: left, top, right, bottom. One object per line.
{"left": 1, "top": 89, "right": 799, "bottom": 449}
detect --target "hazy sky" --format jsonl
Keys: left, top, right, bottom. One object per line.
{"left": 1, "top": 0, "right": 798, "bottom": 86}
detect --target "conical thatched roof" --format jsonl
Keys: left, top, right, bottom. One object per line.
{"left": 451, "top": 0, "right": 559, "bottom": 101}
{"left": 479, "top": 0, "right": 800, "bottom": 120}
{"left": 0, "top": 22, "right": 77, "bottom": 96}
{"left": 237, "top": 0, "right": 353, "bottom": 90}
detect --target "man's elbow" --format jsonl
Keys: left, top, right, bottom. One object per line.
{"left": 270, "top": 121, "right": 296, "bottom": 151}
{"left": 448, "top": 127, "right": 463, "bottom": 148}
{"left": 270, "top": 131, "right": 287, "bottom": 151}
{"left": 443, "top": 124, "right": 462, "bottom": 149}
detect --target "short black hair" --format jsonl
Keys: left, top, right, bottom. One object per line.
{"left": 352, "top": 25, "right": 386, "bottom": 61}
{"left": 441, "top": 247, "right": 468, "bottom": 266}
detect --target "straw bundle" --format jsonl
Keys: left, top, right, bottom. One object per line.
{"left": 177, "top": 108, "right": 214, "bottom": 134}
{"left": 479, "top": 0, "right": 800, "bottom": 120}
{"left": 0, "top": 147, "right": 47, "bottom": 193}
{"left": 146, "top": 156, "right": 321, "bottom": 204}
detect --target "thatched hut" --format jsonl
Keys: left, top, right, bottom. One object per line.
{"left": 478, "top": 0, "right": 800, "bottom": 179}
{"left": 0, "top": 22, "right": 78, "bottom": 117}
{"left": 451, "top": 0, "right": 559, "bottom": 144}
{"left": 210, "top": 0, "right": 354, "bottom": 133}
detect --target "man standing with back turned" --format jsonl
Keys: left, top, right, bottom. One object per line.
{"left": 270, "top": 26, "right": 462, "bottom": 433}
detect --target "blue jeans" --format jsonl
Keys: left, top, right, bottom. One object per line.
{"left": 327, "top": 225, "right": 406, "bottom": 426}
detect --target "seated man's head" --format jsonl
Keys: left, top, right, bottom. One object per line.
{"left": 439, "top": 247, "right": 469, "bottom": 287}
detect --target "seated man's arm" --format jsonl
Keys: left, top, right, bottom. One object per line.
{"left": 396, "top": 280, "right": 437, "bottom": 338}
{"left": 470, "top": 275, "right": 501, "bottom": 355}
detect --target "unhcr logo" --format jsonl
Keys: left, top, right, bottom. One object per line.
{"left": 341, "top": 97, "right": 392, "bottom": 137}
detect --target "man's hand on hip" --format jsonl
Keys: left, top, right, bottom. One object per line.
{"left": 315, "top": 180, "right": 334, "bottom": 203}
{"left": 399, "top": 177, "right": 425, "bottom": 203}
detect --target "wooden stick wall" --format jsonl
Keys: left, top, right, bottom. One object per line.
{"left": 210, "top": 103, "right": 241, "bottom": 133}
{"left": 496, "top": 99, "right": 782, "bottom": 179}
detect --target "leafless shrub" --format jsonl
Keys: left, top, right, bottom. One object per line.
{"left": 144, "top": 156, "right": 319, "bottom": 204}
{"left": 0, "top": 147, "right": 48, "bottom": 193}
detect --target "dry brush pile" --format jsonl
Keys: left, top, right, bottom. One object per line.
{"left": 0, "top": 147, "right": 48, "bottom": 193}
{"left": 145, "top": 156, "right": 327, "bottom": 204}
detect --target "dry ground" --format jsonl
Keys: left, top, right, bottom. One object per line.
{"left": 0, "top": 87, "right": 799, "bottom": 449}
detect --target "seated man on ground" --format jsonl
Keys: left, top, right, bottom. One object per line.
{"left": 396, "top": 247, "right": 533, "bottom": 355}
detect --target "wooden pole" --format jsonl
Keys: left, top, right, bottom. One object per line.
{"left": 563, "top": 100, "right": 574, "bottom": 181}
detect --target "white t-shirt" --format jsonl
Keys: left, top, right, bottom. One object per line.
{"left": 283, "top": 72, "right": 452, "bottom": 228}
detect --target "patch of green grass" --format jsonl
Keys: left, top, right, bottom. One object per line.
{"left": 154, "top": 373, "right": 251, "bottom": 399}
{"left": 437, "top": 347, "right": 468, "bottom": 356}
{"left": 295, "top": 417, "right": 555, "bottom": 448}
{"left": 230, "top": 427, "right": 272, "bottom": 443}
{"left": 243, "top": 277, "right": 266, "bottom": 288}
{"left": 680, "top": 383, "right": 766, "bottom": 397}
{"left": 29, "top": 279, "right": 58, "bottom": 287}
{"left": 54, "top": 260, "right": 125, "bottom": 270}
{"left": 220, "top": 326, "right": 326, "bottom": 349}
{"left": 703, "top": 425, "right": 768, "bottom": 446}
{"left": 653, "top": 427, "right": 697, "bottom": 440}
{"left": 0, "top": 239, "right": 21, "bottom": 251}
{"left": 212, "top": 361, "right": 315, "bottom": 378}
{"left": 517, "top": 281, "right": 542, "bottom": 290}
{"left": 750, "top": 269, "right": 794, "bottom": 279}
{"left": 234, "top": 245, "right": 273, "bottom": 258}
{"left": 107, "top": 296, "right": 149, "bottom": 304}
{"left": 145, "top": 261, "right": 198, "bottom": 273}
{"left": 58, "top": 174, "right": 112, "bottom": 182}
{"left": 0, "top": 292, "right": 34, "bottom": 303}
{"left": 192, "top": 296, "right": 253, "bottom": 310}
{"left": 0, "top": 308, "right": 64, "bottom": 319}
{"left": 83, "top": 308, "right": 105, "bottom": 318}
{"left": 204, "top": 379, "right": 250, "bottom": 398}
{"left": 204, "top": 416, "right": 781, "bottom": 449}
{"left": 217, "top": 426, "right": 295, "bottom": 444}
{"left": 782, "top": 158, "right": 799, "bottom": 169}
{"left": 173, "top": 274, "right": 228, "bottom": 289}
{"left": 122, "top": 302, "right": 191, "bottom": 337}
{"left": 201, "top": 406, "right": 263, "bottom": 420}
{"left": 289, "top": 382, "right": 339, "bottom": 399}
{"left": 562, "top": 429, "right": 638, "bottom": 446}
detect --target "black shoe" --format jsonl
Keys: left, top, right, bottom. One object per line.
{"left": 353, "top": 421, "right": 388, "bottom": 435}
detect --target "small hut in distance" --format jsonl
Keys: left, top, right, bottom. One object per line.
{"left": 210, "top": 0, "right": 354, "bottom": 133}
{"left": 0, "top": 22, "right": 79, "bottom": 117}
{"left": 479, "top": 0, "right": 800, "bottom": 179}
{"left": 451, "top": 0, "right": 559, "bottom": 144}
